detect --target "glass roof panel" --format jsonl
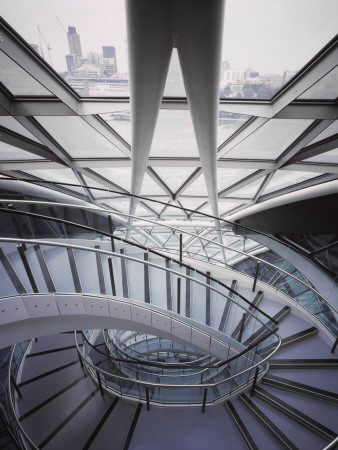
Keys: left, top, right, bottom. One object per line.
{"left": 262, "top": 170, "right": 322, "bottom": 195}
{"left": 104, "top": 197, "right": 130, "bottom": 213}
{"left": 134, "top": 204, "right": 157, "bottom": 218}
{"left": 149, "top": 110, "right": 199, "bottom": 158}
{"left": 140, "top": 173, "right": 168, "bottom": 196}
{"left": 0, "top": 117, "right": 42, "bottom": 143}
{"left": 178, "top": 199, "right": 205, "bottom": 211}
{"left": 305, "top": 121, "right": 338, "bottom": 147}
{"left": 152, "top": 167, "right": 196, "bottom": 193}
{"left": 182, "top": 173, "right": 208, "bottom": 196}
{"left": 0, "top": 142, "right": 44, "bottom": 161}
{"left": 35, "top": 116, "right": 126, "bottom": 158}
{"left": 217, "top": 168, "right": 256, "bottom": 192}
{"left": 305, "top": 148, "right": 338, "bottom": 164}
{"left": 140, "top": 199, "right": 170, "bottom": 215}
{"left": 225, "top": 177, "right": 264, "bottom": 198}
{"left": 99, "top": 111, "right": 131, "bottom": 144}
{"left": 298, "top": 66, "right": 338, "bottom": 100}
{"left": 0, "top": 51, "right": 54, "bottom": 96}
{"left": 222, "top": 119, "right": 313, "bottom": 160}
{"left": 93, "top": 167, "right": 131, "bottom": 192}
{"left": 21, "top": 168, "right": 80, "bottom": 184}
{"left": 220, "top": 0, "right": 338, "bottom": 100}
{"left": 1, "top": 0, "right": 128, "bottom": 98}
{"left": 219, "top": 202, "right": 243, "bottom": 215}
{"left": 163, "top": 49, "right": 186, "bottom": 97}
{"left": 218, "top": 110, "right": 251, "bottom": 147}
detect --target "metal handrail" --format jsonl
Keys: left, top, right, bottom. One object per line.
{"left": 1, "top": 200, "right": 337, "bottom": 320}
{"left": 0, "top": 236, "right": 276, "bottom": 332}
{"left": 0, "top": 204, "right": 277, "bottom": 325}
{"left": 106, "top": 330, "right": 211, "bottom": 366}
{"left": 98, "top": 332, "right": 219, "bottom": 381}
{"left": 76, "top": 331, "right": 280, "bottom": 392}
{"left": 0, "top": 178, "right": 324, "bottom": 262}
{"left": 81, "top": 310, "right": 279, "bottom": 371}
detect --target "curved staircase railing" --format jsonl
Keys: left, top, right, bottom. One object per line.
{"left": 0, "top": 200, "right": 337, "bottom": 339}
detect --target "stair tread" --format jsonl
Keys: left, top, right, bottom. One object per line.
{"left": 20, "top": 376, "right": 96, "bottom": 445}
{"left": 89, "top": 399, "right": 138, "bottom": 450}
{"left": 242, "top": 393, "right": 327, "bottom": 449}
{"left": 129, "top": 405, "right": 247, "bottom": 450}
{"left": 263, "top": 373, "right": 338, "bottom": 401}
{"left": 256, "top": 385, "right": 338, "bottom": 436}
{"left": 43, "top": 388, "right": 112, "bottom": 450}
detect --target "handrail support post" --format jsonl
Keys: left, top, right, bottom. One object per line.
{"left": 96, "top": 370, "right": 104, "bottom": 396}
{"left": 146, "top": 387, "right": 150, "bottom": 410}
{"left": 177, "top": 277, "right": 181, "bottom": 314}
{"left": 252, "top": 261, "right": 260, "bottom": 292}
{"left": 202, "top": 388, "right": 207, "bottom": 413}
{"left": 10, "top": 375, "right": 22, "bottom": 399}
{"left": 250, "top": 366, "right": 260, "bottom": 397}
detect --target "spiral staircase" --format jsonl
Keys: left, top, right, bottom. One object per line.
{"left": 0, "top": 199, "right": 337, "bottom": 450}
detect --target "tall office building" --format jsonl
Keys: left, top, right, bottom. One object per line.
{"left": 102, "top": 45, "right": 118, "bottom": 76}
{"left": 67, "top": 26, "right": 82, "bottom": 70}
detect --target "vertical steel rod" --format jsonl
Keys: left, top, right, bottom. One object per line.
{"left": 177, "top": 277, "right": 181, "bottom": 314}
{"left": 108, "top": 256, "right": 117, "bottom": 296}
{"left": 78, "top": 351, "right": 84, "bottom": 368}
{"left": 146, "top": 387, "right": 150, "bottom": 411}
{"left": 179, "top": 233, "right": 183, "bottom": 265}
{"left": 202, "top": 388, "right": 208, "bottom": 413}
{"left": 108, "top": 215, "right": 115, "bottom": 252}
{"left": 250, "top": 366, "right": 260, "bottom": 397}
{"left": 238, "top": 312, "right": 246, "bottom": 343}
{"left": 252, "top": 261, "right": 261, "bottom": 292}
{"left": 331, "top": 336, "right": 338, "bottom": 353}
{"left": 96, "top": 371, "right": 104, "bottom": 396}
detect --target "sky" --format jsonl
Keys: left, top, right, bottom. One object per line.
{"left": 1, "top": 0, "right": 337, "bottom": 75}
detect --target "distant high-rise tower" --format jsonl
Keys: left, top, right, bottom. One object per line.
{"left": 102, "top": 46, "right": 116, "bottom": 59}
{"left": 102, "top": 46, "right": 117, "bottom": 76}
{"left": 66, "top": 26, "right": 82, "bottom": 71}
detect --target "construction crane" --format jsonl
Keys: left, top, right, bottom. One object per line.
{"left": 37, "top": 25, "right": 53, "bottom": 68}
{"left": 56, "top": 16, "right": 67, "bottom": 34}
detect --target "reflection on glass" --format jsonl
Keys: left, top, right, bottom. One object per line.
{"left": 35, "top": 116, "right": 127, "bottom": 158}
{"left": 149, "top": 110, "right": 199, "bottom": 158}
{"left": 223, "top": 119, "right": 313, "bottom": 160}
{"left": 21, "top": 168, "right": 80, "bottom": 184}
{"left": 0, "top": 51, "right": 53, "bottom": 96}
{"left": 262, "top": 170, "right": 320, "bottom": 195}
{"left": 0, "top": 117, "right": 42, "bottom": 143}
{"left": 305, "top": 148, "right": 338, "bottom": 164}
{"left": 100, "top": 110, "right": 131, "bottom": 143}
{"left": 0, "top": 142, "right": 43, "bottom": 161}
{"left": 298, "top": 66, "right": 338, "bottom": 100}
{"left": 305, "top": 121, "right": 338, "bottom": 147}
{"left": 218, "top": 110, "right": 251, "bottom": 146}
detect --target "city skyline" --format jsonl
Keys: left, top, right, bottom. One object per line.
{"left": 1, "top": 0, "right": 338, "bottom": 76}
